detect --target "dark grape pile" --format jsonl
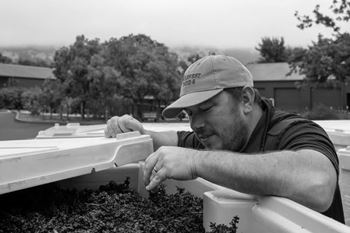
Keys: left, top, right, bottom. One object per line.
{"left": 0, "top": 178, "right": 238, "bottom": 233}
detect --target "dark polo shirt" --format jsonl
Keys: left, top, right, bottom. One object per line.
{"left": 177, "top": 98, "right": 344, "bottom": 223}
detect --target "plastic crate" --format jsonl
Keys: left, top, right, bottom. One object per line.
{"left": 337, "top": 147, "right": 350, "bottom": 226}
{"left": 315, "top": 120, "right": 350, "bottom": 150}
{"left": 314, "top": 120, "right": 350, "bottom": 225}
{"left": 0, "top": 132, "right": 153, "bottom": 194}
{"left": 36, "top": 123, "right": 106, "bottom": 138}
{"left": 36, "top": 122, "right": 191, "bottom": 139}
{"left": 57, "top": 164, "right": 350, "bottom": 232}
{"left": 2, "top": 122, "right": 349, "bottom": 231}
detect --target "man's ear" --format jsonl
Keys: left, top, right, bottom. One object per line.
{"left": 241, "top": 86, "right": 255, "bottom": 114}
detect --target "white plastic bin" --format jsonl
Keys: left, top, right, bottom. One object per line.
{"left": 36, "top": 123, "right": 106, "bottom": 138}
{"left": 315, "top": 120, "right": 350, "bottom": 150}
{"left": 337, "top": 147, "right": 350, "bottom": 226}
{"left": 36, "top": 122, "right": 191, "bottom": 139}
{"left": 57, "top": 164, "right": 350, "bottom": 233}
{"left": 0, "top": 132, "right": 153, "bottom": 194}
{"left": 2, "top": 122, "right": 349, "bottom": 231}
{"left": 1, "top": 137, "right": 349, "bottom": 232}
{"left": 315, "top": 120, "right": 350, "bottom": 225}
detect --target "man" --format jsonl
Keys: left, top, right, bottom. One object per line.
{"left": 105, "top": 55, "right": 344, "bottom": 223}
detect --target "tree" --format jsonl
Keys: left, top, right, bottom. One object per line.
{"left": 0, "top": 87, "right": 23, "bottom": 109}
{"left": 39, "top": 79, "right": 62, "bottom": 119}
{"left": 177, "top": 53, "right": 203, "bottom": 76}
{"left": 289, "top": 34, "right": 350, "bottom": 83}
{"left": 290, "top": 0, "right": 350, "bottom": 84}
{"left": 0, "top": 53, "right": 12, "bottom": 64}
{"left": 295, "top": 0, "right": 350, "bottom": 33}
{"left": 54, "top": 35, "right": 102, "bottom": 119}
{"left": 187, "top": 53, "right": 202, "bottom": 64}
{"left": 256, "top": 37, "right": 287, "bottom": 63}
{"left": 21, "top": 87, "right": 42, "bottom": 115}
{"left": 53, "top": 34, "right": 182, "bottom": 120}
{"left": 104, "top": 34, "right": 181, "bottom": 119}
{"left": 86, "top": 52, "right": 124, "bottom": 119}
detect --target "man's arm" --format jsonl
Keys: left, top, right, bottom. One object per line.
{"left": 193, "top": 148, "right": 336, "bottom": 212}
{"left": 143, "top": 129, "right": 178, "bottom": 150}
{"left": 144, "top": 146, "right": 337, "bottom": 213}
{"left": 104, "top": 115, "right": 178, "bottom": 150}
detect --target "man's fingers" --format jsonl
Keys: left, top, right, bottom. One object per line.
{"left": 104, "top": 119, "right": 112, "bottom": 137}
{"left": 114, "top": 118, "right": 124, "bottom": 133}
{"left": 143, "top": 152, "right": 160, "bottom": 186}
{"left": 146, "top": 168, "right": 166, "bottom": 191}
{"left": 104, "top": 128, "right": 112, "bottom": 138}
{"left": 104, "top": 117, "right": 127, "bottom": 138}
{"left": 150, "top": 168, "right": 157, "bottom": 181}
{"left": 105, "top": 126, "right": 116, "bottom": 138}
{"left": 119, "top": 115, "right": 139, "bottom": 133}
{"left": 105, "top": 115, "right": 143, "bottom": 138}
{"left": 117, "top": 117, "right": 127, "bottom": 133}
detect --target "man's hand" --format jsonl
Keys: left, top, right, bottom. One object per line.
{"left": 104, "top": 115, "right": 144, "bottom": 138}
{"left": 143, "top": 146, "right": 199, "bottom": 191}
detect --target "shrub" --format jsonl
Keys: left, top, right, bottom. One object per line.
{"left": 301, "top": 104, "right": 340, "bottom": 120}
{"left": 21, "top": 87, "right": 43, "bottom": 115}
{"left": 0, "top": 87, "right": 24, "bottom": 110}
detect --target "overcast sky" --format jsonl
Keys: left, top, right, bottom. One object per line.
{"left": 1, "top": 0, "right": 349, "bottom": 49}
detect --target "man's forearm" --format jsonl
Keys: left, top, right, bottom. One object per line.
{"left": 143, "top": 130, "right": 178, "bottom": 150}
{"left": 193, "top": 149, "right": 336, "bottom": 212}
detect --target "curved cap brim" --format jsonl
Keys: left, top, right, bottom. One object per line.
{"left": 162, "top": 89, "right": 223, "bottom": 118}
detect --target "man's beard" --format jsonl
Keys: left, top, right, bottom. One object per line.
{"left": 196, "top": 116, "right": 250, "bottom": 152}
{"left": 220, "top": 117, "right": 250, "bottom": 152}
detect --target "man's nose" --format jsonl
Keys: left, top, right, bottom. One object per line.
{"left": 190, "top": 114, "right": 205, "bottom": 131}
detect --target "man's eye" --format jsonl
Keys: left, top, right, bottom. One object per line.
{"left": 200, "top": 105, "right": 212, "bottom": 112}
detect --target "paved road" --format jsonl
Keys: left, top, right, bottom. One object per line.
{"left": 0, "top": 111, "right": 53, "bottom": 140}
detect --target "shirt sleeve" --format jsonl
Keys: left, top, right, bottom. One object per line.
{"left": 177, "top": 131, "right": 204, "bottom": 149}
{"left": 277, "top": 121, "right": 339, "bottom": 174}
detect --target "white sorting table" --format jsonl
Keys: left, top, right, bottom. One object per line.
{"left": 0, "top": 132, "right": 153, "bottom": 194}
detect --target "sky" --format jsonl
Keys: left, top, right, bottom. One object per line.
{"left": 1, "top": 0, "right": 349, "bottom": 49}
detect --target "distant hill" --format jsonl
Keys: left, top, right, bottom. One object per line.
{"left": 0, "top": 45, "right": 261, "bottom": 66}
{"left": 0, "top": 45, "right": 58, "bottom": 64}
{"left": 222, "top": 48, "right": 261, "bottom": 64}
{"left": 170, "top": 46, "right": 260, "bottom": 65}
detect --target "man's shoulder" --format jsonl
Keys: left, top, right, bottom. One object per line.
{"left": 268, "top": 110, "right": 312, "bottom": 136}
{"left": 265, "top": 109, "right": 334, "bottom": 151}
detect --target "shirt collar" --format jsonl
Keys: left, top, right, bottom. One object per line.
{"left": 239, "top": 98, "right": 274, "bottom": 153}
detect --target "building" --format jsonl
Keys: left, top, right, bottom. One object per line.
{"left": 247, "top": 62, "right": 349, "bottom": 113}
{"left": 0, "top": 63, "right": 55, "bottom": 88}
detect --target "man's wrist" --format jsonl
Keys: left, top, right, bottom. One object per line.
{"left": 191, "top": 149, "right": 202, "bottom": 179}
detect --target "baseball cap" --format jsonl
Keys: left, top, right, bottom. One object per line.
{"left": 162, "top": 55, "right": 254, "bottom": 118}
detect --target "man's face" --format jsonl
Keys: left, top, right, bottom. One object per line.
{"left": 185, "top": 90, "right": 250, "bottom": 151}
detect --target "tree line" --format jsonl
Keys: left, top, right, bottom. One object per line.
{"left": 1, "top": 34, "right": 185, "bottom": 121}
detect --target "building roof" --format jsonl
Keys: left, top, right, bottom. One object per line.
{"left": 246, "top": 62, "right": 304, "bottom": 81}
{"left": 0, "top": 63, "right": 55, "bottom": 80}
